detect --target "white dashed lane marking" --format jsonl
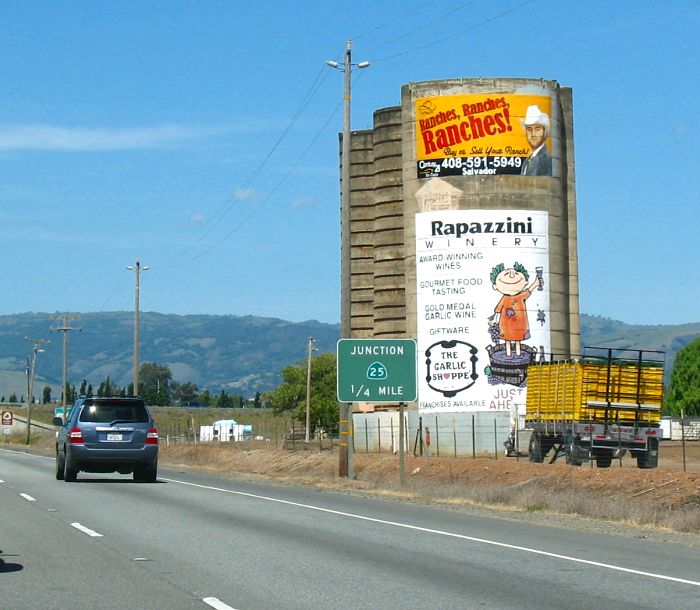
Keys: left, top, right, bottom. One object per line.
{"left": 203, "top": 598, "right": 237, "bottom": 610}
{"left": 70, "top": 522, "right": 104, "bottom": 537}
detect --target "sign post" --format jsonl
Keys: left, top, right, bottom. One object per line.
{"left": 337, "top": 339, "right": 417, "bottom": 482}
{"left": 399, "top": 402, "right": 405, "bottom": 485}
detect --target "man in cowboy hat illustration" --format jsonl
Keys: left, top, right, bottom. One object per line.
{"left": 520, "top": 105, "right": 552, "bottom": 176}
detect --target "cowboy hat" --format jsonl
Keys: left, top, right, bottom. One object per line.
{"left": 521, "top": 105, "right": 550, "bottom": 133}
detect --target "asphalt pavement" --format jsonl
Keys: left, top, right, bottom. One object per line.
{"left": 2, "top": 448, "right": 699, "bottom": 610}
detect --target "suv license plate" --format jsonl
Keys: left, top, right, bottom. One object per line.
{"left": 106, "top": 433, "right": 123, "bottom": 441}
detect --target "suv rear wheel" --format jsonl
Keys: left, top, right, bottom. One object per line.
{"left": 133, "top": 461, "right": 158, "bottom": 483}
{"left": 64, "top": 457, "right": 78, "bottom": 482}
{"left": 55, "top": 451, "right": 65, "bottom": 480}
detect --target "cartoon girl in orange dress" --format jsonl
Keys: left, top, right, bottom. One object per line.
{"left": 489, "top": 262, "right": 543, "bottom": 358}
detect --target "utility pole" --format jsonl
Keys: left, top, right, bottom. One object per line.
{"left": 126, "top": 259, "right": 149, "bottom": 395}
{"left": 305, "top": 337, "right": 318, "bottom": 444}
{"left": 327, "top": 40, "right": 369, "bottom": 478}
{"left": 25, "top": 337, "right": 48, "bottom": 444}
{"left": 25, "top": 356, "right": 30, "bottom": 414}
{"left": 50, "top": 314, "right": 81, "bottom": 423}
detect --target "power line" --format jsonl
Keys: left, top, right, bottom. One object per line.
{"left": 98, "top": 269, "right": 131, "bottom": 312}
{"left": 153, "top": 64, "right": 334, "bottom": 269}
{"left": 148, "top": 1, "right": 535, "bottom": 271}
{"left": 373, "top": 0, "right": 535, "bottom": 63}
{"left": 351, "top": 1, "right": 433, "bottom": 42}
{"left": 156, "top": 92, "right": 345, "bottom": 270}
{"left": 361, "top": 0, "right": 478, "bottom": 50}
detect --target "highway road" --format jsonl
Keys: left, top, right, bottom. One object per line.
{"left": 1, "top": 447, "right": 699, "bottom": 609}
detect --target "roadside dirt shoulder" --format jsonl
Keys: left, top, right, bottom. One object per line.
{"left": 17, "top": 435, "right": 699, "bottom": 544}
{"left": 159, "top": 442, "right": 700, "bottom": 545}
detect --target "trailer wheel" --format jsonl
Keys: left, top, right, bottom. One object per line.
{"left": 528, "top": 432, "right": 544, "bottom": 463}
{"left": 565, "top": 435, "right": 582, "bottom": 466}
{"left": 542, "top": 436, "right": 557, "bottom": 462}
{"left": 637, "top": 438, "right": 659, "bottom": 469}
{"left": 595, "top": 451, "right": 613, "bottom": 468}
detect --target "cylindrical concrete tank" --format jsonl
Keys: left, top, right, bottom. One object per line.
{"left": 345, "top": 77, "right": 579, "bottom": 415}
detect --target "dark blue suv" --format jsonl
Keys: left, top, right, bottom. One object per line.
{"left": 54, "top": 396, "right": 159, "bottom": 482}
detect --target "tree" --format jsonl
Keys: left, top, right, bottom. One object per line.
{"left": 218, "top": 390, "right": 233, "bottom": 409}
{"left": 42, "top": 386, "right": 52, "bottom": 404}
{"left": 8, "top": 393, "right": 17, "bottom": 403}
{"left": 79, "top": 379, "right": 88, "bottom": 397}
{"left": 173, "top": 381, "right": 199, "bottom": 406}
{"left": 139, "top": 363, "right": 173, "bottom": 406}
{"left": 254, "top": 391, "right": 261, "bottom": 409}
{"left": 64, "top": 383, "right": 77, "bottom": 404}
{"left": 666, "top": 338, "right": 700, "bottom": 416}
{"left": 97, "top": 376, "right": 118, "bottom": 397}
{"left": 265, "top": 352, "right": 338, "bottom": 433}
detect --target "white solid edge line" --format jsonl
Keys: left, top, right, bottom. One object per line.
{"left": 19, "top": 493, "right": 36, "bottom": 501}
{"left": 0, "top": 447, "right": 52, "bottom": 459}
{"left": 70, "top": 522, "right": 104, "bottom": 537}
{"left": 202, "top": 597, "right": 237, "bottom": 610}
{"left": 161, "top": 476, "right": 700, "bottom": 588}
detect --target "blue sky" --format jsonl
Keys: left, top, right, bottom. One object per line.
{"left": 1, "top": 0, "right": 697, "bottom": 326}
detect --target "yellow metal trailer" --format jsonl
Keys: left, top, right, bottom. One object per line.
{"left": 523, "top": 348, "right": 664, "bottom": 468}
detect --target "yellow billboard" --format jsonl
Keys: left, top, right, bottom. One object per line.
{"left": 415, "top": 94, "right": 553, "bottom": 178}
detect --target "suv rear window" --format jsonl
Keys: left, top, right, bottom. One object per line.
{"left": 78, "top": 400, "right": 150, "bottom": 424}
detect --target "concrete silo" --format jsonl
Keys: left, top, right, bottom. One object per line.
{"left": 343, "top": 78, "right": 578, "bottom": 416}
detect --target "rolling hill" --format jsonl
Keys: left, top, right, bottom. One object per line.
{"left": 0, "top": 312, "right": 340, "bottom": 398}
{"left": 0, "top": 312, "right": 697, "bottom": 398}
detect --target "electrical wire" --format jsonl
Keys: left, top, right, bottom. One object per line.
{"left": 373, "top": 0, "right": 534, "bottom": 63}
{"left": 97, "top": 269, "right": 132, "bottom": 312}
{"left": 152, "top": 62, "right": 334, "bottom": 268}
{"left": 155, "top": 91, "right": 346, "bottom": 270}
{"left": 149, "top": 1, "right": 535, "bottom": 271}
{"left": 363, "top": 0, "right": 479, "bottom": 50}
{"left": 351, "top": 1, "right": 433, "bottom": 42}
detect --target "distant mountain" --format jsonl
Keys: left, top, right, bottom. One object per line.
{"left": 580, "top": 315, "right": 700, "bottom": 371}
{"left": 0, "top": 312, "right": 697, "bottom": 398}
{"left": 0, "top": 312, "right": 340, "bottom": 398}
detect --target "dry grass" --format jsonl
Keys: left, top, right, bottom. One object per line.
{"left": 11, "top": 424, "right": 700, "bottom": 535}
{"left": 157, "top": 441, "right": 700, "bottom": 534}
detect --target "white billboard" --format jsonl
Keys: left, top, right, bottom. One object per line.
{"left": 415, "top": 209, "right": 551, "bottom": 414}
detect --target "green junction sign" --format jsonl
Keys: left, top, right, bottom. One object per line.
{"left": 336, "top": 339, "right": 417, "bottom": 403}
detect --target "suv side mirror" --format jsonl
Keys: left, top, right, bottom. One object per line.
{"left": 52, "top": 417, "right": 65, "bottom": 426}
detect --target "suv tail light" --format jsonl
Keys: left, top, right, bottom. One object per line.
{"left": 69, "top": 427, "right": 84, "bottom": 444}
{"left": 146, "top": 427, "right": 159, "bottom": 445}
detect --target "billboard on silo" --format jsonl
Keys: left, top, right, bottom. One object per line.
{"left": 339, "top": 78, "right": 577, "bottom": 415}
{"left": 403, "top": 81, "right": 570, "bottom": 416}
{"left": 415, "top": 209, "right": 550, "bottom": 413}
{"left": 415, "top": 93, "right": 555, "bottom": 178}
